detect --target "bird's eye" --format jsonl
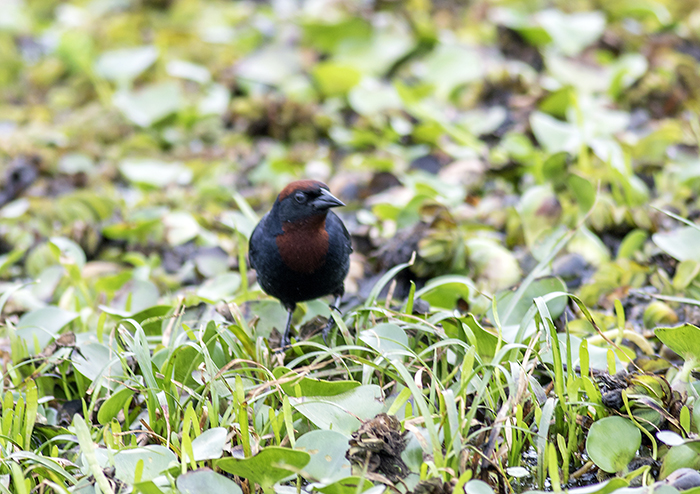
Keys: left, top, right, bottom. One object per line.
{"left": 294, "top": 191, "right": 307, "bottom": 204}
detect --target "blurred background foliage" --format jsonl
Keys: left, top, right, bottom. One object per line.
{"left": 2, "top": 0, "right": 700, "bottom": 492}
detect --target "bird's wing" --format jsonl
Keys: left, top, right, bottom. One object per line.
{"left": 248, "top": 216, "right": 265, "bottom": 271}
{"left": 329, "top": 211, "right": 353, "bottom": 254}
{"left": 341, "top": 218, "right": 353, "bottom": 254}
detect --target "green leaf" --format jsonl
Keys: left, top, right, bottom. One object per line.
{"left": 312, "top": 62, "right": 361, "bottom": 97}
{"left": 303, "top": 18, "right": 372, "bottom": 53}
{"left": 177, "top": 468, "right": 243, "bottom": 494}
{"left": 196, "top": 273, "right": 241, "bottom": 302}
{"left": 272, "top": 367, "right": 359, "bottom": 397}
{"left": 652, "top": 227, "right": 700, "bottom": 262}
{"left": 23, "top": 379, "right": 37, "bottom": 450}
{"left": 568, "top": 174, "right": 596, "bottom": 213}
{"left": 359, "top": 323, "right": 409, "bottom": 358}
{"left": 72, "top": 342, "right": 126, "bottom": 386}
{"left": 617, "top": 229, "right": 648, "bottom": 259}
{"left": 465, "top": 480, "right": 496, "bottom": 494}
{"left": 97, "top": 387, "right": 135, "bottom": 425}
{"left": 348, "top": 78, "right": 402, "bottom": 115}
{"left": 491, "top": 277, "right": 567, "bottom": 342}
{"left": 586, "top": 416, "right": 641, "bottom": 473}
{"left": 189, "top": 428, "right": 227, "bottom": 461}
{"left": 236, "top": 47, "right": 302, "bottom": 86}
{"left": 216, "top": 447, "right": 310, "bottom": 491}
{"left": 537, "top": 10, "right": 605, "bottom": 56}
{"left": 655, "top": 324, "right": 700, "bottom": 362}
{"left": 530, "top": 112, "right": 580, "bottom": 154}
{"left": 163, "top": 211, "right": 200, "bottom": 246}
{"left": 112, "top": 445, "right": 178, "bottom": 483}
{"left": 313, "top": 477, "right": 374, "bottom": 494}
{"left": 466, "top": 237, "right": 521, "bottom": 291}
{"left": 166, "top": 59, "right": 211, "bottom": 84}
{"left": 421, "top": 44, "right": 483, "bottom": 99}
{"left": 74, "top": 415, "right": 115, "bottom": 494}
{"left": 295, "top": 430, "right": 352, "bottom": 483}
{"left": 415, "top": 275, "right": 473, "bottom": 310}
{"left": 49, "top": 236, "right": 86, "bottom": 269}
{"left": 113, "top": 82, "right": 183, "bottom": 127}
{"left": 660, "top": 444, "right": 700, "bottom": 479}
{"left": 119, "top": 159, "right": 192, "bottom": 188}
{"left": 289, "top": 385, "right": 384, "bottom": 435}
{"left": 94, "top": 45, "right": 158, "bottom": 84}
{"left": 17, "top": 307, "right": 79, "bottom": 353}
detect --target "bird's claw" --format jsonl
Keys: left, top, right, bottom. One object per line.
{"left": 276, "top": 332, "right": 292, "bottom": 353}
{"left": 322, "top": 318, "right": 336, "bottom": 345}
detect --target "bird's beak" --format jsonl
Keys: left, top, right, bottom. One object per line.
{"left": 312, "top": 188, "right": 345, "bottom": 210}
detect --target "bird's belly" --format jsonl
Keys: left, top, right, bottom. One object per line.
{"left": 256, "top": 253, "right": 348, "bottom": 305}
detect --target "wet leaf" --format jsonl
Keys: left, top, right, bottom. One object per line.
{"left": 113, "top": 81, "right": 183, "bottom": 127}
{"left": 289, "top": 385, "right": 384, "bottom": 435}
{"left": 586, "top": 416, "right": 641, "bottom": 473}
{"left": 177, "top": 468, "right": 242, "bottom": 494}
{"left": 166, "top": 60, "right": 211, "bottom": 84}
{"left": 359, "top": 323, "right": 409, "bottom": 358}
{"left": 652, "top": 227, "right": 700, "bottom": 262}
{"left": 95, "top": 45, "right": 158, "bottom": 84}
{"left": 17, "top": 307, "right": 79, "bottom": 352}
{"left": 536, "top": 10, "right": 605, "bottom": 56}
{"left": 216, "top": 447, "right": 310, "bottom": 490}
{"left": 655, "top": 324, "right": 700, "bottom": 362}
{"left": 119, "top": 159, "right": 193, "bottom": 188}
{"left": 295, "top": 430, "right": 352, "bottom": 483}
{"left": 421, "top": 44, "right": 484, "bottom": 99}
{"left": 312, "top": 62, "right": 362, "bottom": 97}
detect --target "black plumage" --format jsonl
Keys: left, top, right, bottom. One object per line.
{"left": 249, "top": 180, "right": 352, "bottom": 348}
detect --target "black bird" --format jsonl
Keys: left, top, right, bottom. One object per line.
{"left": 249, "top": 180, "right": 352, "bottom": 348}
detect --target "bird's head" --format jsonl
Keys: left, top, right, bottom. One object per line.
{"left": 275, "top": 180, "right": 345, "bottom": 223}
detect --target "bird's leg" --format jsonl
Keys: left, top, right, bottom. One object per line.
{"left": 280, "top": 305, "right": 295, "bottom": 350}
{"left": 322, "top": 295, "right": 343, "bottom": 344}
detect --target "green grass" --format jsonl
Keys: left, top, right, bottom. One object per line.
{"left": 2, "top": 0, "right": 700, "bottom": 492}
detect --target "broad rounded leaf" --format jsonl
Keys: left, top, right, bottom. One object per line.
{"left": 465, "top": 480, "right": 496, "bottom": 494}
{"left": 586, "top": 416, "right": 640, "bottom": 473}
{"left": 111, "top": 445, "right": 178, "bottom": 483}
{"left": 652, "top": 227, "right": 700, "bottom": 262}
{"left": 655, "top": 324, "right": 700, "bottom": 362}
{"left": 296, "top": 430, "right": 352, "bottom": 483}
{"left": 421, "top": 44, "right": 483, "bottom": 99}
{"left": 164, "top": 211, "right": 200, "bottom": 246}
{"left": 189, "top": 428, "right": 227, "bottom": 461}
{"left": 17, "top": 307, "right": 79, "bottom": 352}
{"left": 166, "top": 60, "right": 211, "bottom": 83}
{"left": 289, "top": 385, "right": 384, "bottom": 435}
{"left": 359, "top": 323, "right": 408, "bottom": 357}
{"left": 119, "top": 159, "right": 192, "bottom": 188}
{"left": 177, "top": 468, "right": 242, "bottom": 494}
{"left": 95, "top": 45, "right": 158, "bottom": 83}
{"left": 72, "top": 342, "right": 126, "bottom": 387}
{"left": 313, "top": 476, "right": 374, "bottom": 494}
{"left": 113, "top": 82, "right": 183, "bottom": 127}
{"left": 216, "top": 447, "right": 310, "bottom": 490}
{"left": 272, "top": 367, "right": 359, "bottom": 397}
{"left": 537, "top": 10, "right": 605, "bottom": 56}
{"left": 97, "top": 387, "right": 134, "bottom": 425}
{"left": 196, "top": 273, "right": 241, "bottom": 302}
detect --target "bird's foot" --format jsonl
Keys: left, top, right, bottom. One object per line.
{"left": 322, "top": 314, "right": 340, "bottom": 344}
{"left": 276, "top": 332, "right": 292, "bottom": 353}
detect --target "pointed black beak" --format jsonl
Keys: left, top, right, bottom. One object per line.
{"left": 312, "top": 188, "right": 345, "bottom": 210}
